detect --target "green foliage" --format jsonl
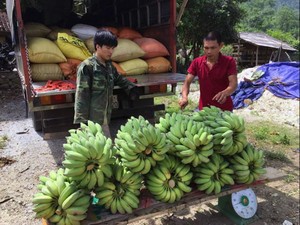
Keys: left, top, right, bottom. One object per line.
{"left": 221, "top": 45, "right": 234, "bottom": 56}
{"left": 177, "top": 0, "right": 245, "bottom": 58}
{"left": 267, "top": 29, "right": 300, "bottom": 50}
{"left": 264, "top": 150, "right": 290, "bottom": 162}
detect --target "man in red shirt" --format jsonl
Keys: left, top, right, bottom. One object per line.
{"left": 179, "top": 31, "right": 237, "bottom": 111}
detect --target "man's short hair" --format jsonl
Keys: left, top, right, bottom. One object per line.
{"left": 204, "top": 31, "right": 222, "bottom": 44}
{"left": 94, "top": 29, "right": 118, "bottom": 50}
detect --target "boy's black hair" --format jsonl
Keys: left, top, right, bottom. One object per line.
{"left": 204, "top": 31, "right": 222, "bottom": 44}
{"left": 94, "top": 29, "right": 118, "bottom": 50}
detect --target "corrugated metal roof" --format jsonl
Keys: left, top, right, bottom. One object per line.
{"left": 0, "top": 11, "right": 10, "bottom": 33}
{"left": 239, "top": 32, "right": 297, "bottom": 51}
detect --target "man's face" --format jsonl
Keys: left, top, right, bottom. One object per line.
{"left": 96, "top": 44, "right": 115, "bottom": 62}
{"left": 203, "top": 40, "right": 223, "bottom": 59}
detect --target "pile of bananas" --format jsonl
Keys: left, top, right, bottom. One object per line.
{"left": 229, "top": 143, "right": 266, "bottom": 184}
{"left": 159, "top": 113, "right": 214, "bottom": 167}
{"left": 33, "top": 169, "right": 91, "bottom": 225}
{"left": 145, "top": 155, "right": 193, "bottom": 203}
{"left": 193, "top": 154, "right": 235, "bottom": 195}
{"left": 62, "top": 120, "right": 116, "bottom": 190}
{"left": 95, "top": 162, "right": 143, "bottom": 214}
{"left": 193, "top": 107, "right": 248, "bottom": 156}
{"left": 115, "top": 116, "right": 169, "bottom": 174}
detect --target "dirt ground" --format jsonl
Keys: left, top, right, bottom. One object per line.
{"left": 0, "top": 80, "right": 299, "bottom": 225}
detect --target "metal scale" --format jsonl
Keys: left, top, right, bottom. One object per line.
{"left": 217, "top": 188, "right": 259, "bottom": 225}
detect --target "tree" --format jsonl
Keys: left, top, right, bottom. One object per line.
{"left": 237, "top": 0, "right": 277, "bottom": 32}
{"left": 176, "top": 0, "right": 245, "bottom": 60}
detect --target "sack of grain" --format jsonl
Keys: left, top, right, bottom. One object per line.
{"left": 31, "top": 63, "right": 64, "bottom": 81}
{"left": 119, "top": 58, "right": 148, "bottom": 75}
{"left": 118, "top": 27, "right": 142, "bottom": 40}
{"left": 71, "top": 24, "right": 98, "bottom": 40}
{"left": 56, "top": 33, "right": 92, "bottom": 61}
{"left": 27, "top": 37, "right": 67, "bottom": 63}
{"left": 24, "top": 22, "right": 51, "bottom": 37}
{"left": 59, "top": 59, "right": 82, "bottom": 80}
{"left": 112, "top": 62, "right": 126, "bottom": 76}
{"left": 111, "top": 38, "right": 145, "bottom": 62}
{"left": 47, "top": 26, "right": 76, "bottom": 41}
{"left": 133, "top": 37, "right": 170, "bottom": 59}
{"left": 146, "top": 57, "right": 171, "bottom": 74}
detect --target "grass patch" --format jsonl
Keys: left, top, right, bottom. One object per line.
{"left": 154, "top": 94, "right": 198, "bottom": 122}
{"left": 245, "top": 121, "right": 299, "bottom": 164}
{"left": 0, "top": 135, "right": 9, "bottom": 149}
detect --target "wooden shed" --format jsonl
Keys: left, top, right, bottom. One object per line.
{"left": 233, "top": 32, "right": 297, "bottom": 67}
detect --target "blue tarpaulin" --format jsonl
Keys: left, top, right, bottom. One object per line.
{"left": 232, "top": 62, "right": 300, "bottom": 109}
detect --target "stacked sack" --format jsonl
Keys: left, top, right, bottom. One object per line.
{"left": 25, "top": 22, "right": 171, "bottom": 82}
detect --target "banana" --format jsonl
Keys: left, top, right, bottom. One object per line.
{"left": 170, "top": 124, "right": 182, "bottom": 139}
{"left": 32, "top": 195, "right": 54, "bottom": 204}
{"left": 65, "top": 151, "right": 87, "bottom": 162}
{"left": 235, "top": 170, "right": 251, "bottom": 177}
{"left": 180, "top": 137, "right": 196, "bottom": 151}
{"left": 87, "top": 171, "right": 97, "bottom": 190}
{"left": 240, "top": 150, "right": 251, "bottom": 163}
{"left": 214, "top": 126, "right": 230, "bottom": 134}
{"left": 181, "top": 154, "right": 196, "bottom": 164}
{"left": 62, "top": 189, "right": 86, "bottom": 210}
{"left": 194, "top": 177, "right": 211, "bottom": 184}
{"left": 35, "top": 205, "right": 55, "bottom": 219}
{"left": 72, "top": 143, "right": 91, "bottom": 159}
{"left": 147, "top": 174, "right": 165, "bottom": 184}
{"left": 130, "top": 158, "right": 145, "bottom": 173}
{"left": 58, "top": 183, "right": 77, "bottom": 206}
{"left": 32, "top": 202, "right": 53, "bottom": 212}
{"left": 72, "top": 195, "right": 91, "bottom": 207}
{"left": 62, "top": 159, "right": 86, "bottom": 169}
{"left": 66, "top": 213, "right": 87, "bottom": 221}
{"left": 151, "top": 151, "right": 165, "bottom": 161}
{"left": 65, "top": 206, "right": 88, "bottom": 215}
{"left": 152, "top": 167, "right": 168, "bottom": 181}
{"left": 205, "top": 180, "right": 215, "bottom": 194}
{"left": 180, "top": 171, "right": 193, "bottom": 183}
{"left": 233, "top": 155, "right": 249, "bottom": 166}
{"left": 140, "top": 158, "right": 152, "bottom": 174}
{"left": 179, "top": 149, "right": 195, "bottom": 157}
{"left": 214, "top": 180, "right": 222, "bottom": 194}
{"left": 41, "top": 186, "right": 55, "bottom": 198}
{"left": 206, "top": 161, "right": 219, "bottom": 174}
{"left": 221, "top": 168, "right": 234, "bottom": 175}
{"left": 166, "top": 132, "right": 181, "bottom": 145}
{"left": 198, "top": 168, "right": 215, "bottom": 176}
{"left": 64, "top": 166, "right": 86, "bottom": 177}
{"left": 177, "top": 181, "right": 192, "bottom": 193}
{"left": 177, "top": 165, "right": 191, "bottom": 178}
{"left": 199, "top": 148, "right": 214, "bottom": 158}
{"left": 119, "top": 197, "right": 133, "bottom": 214}
{"left": 101, "top": 164, "right": 113, "bottom": 178}
{"left": 197, "top": 180, "right": 212, "bottom": 191}
{"left": 199, "top": 131, "right": 208, "bottom": 145}
{"left": 49, "top": 214, "right": 63, "bottom": 223}
{"left": 45, "top": 180, "right": 59, "bottom": 197}
{"left": 94, "top": 169, "right": 104, "bottom": 187}
{"left": 200, "top": 142, "right": 214, "bottom": 151}
{"left": 219, "top": 173, "right": 235, "bottom": 185}
{"left": 232, "top": 164, "right": 249, "bottom": 171}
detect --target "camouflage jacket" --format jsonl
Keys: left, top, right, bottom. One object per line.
{"left": 74, "top": 56, "right": 136, "bottom": 125}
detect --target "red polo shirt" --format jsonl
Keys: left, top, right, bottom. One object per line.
{"left": 187, "top": 53, "right": 237, "bottom": 111}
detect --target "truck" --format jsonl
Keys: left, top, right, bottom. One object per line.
{"left": 6, "top": 0, "right": 188, "bottom": 138}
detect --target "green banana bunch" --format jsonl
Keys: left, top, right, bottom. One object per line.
{"left": 192, "top": 106, "right": 222, "bottom": 122}
{"left": 230, "top": 143, "right": 266, "bottom": 184}
{"left": 33, "top": 168, "right": 91, "bottom": 225}
{"left": 95, "top": 162, "right": 142, "bottom": 214}
{"left": 116, "top": 117, "right": 170, "bottom": 174}
{"left": 63, "top": 124, "right": 116, "bottom": 190}
{"left": 193, "top": 154, "right": 235, "bottom": 195}
{"left": 145, "top": 155, "right": 192, "bottom": 203}
{"left": 155, "top": 112, "right": 173, "bottom": 133}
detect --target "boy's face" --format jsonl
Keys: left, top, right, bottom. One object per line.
{"left": 96, "top": 44, "right": 115, "bottom": 62}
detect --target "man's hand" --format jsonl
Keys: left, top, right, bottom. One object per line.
{"left": 179, "top": 97, "right": 188, "bottom": 110}
{"left": 212, "top": 91, "right": 228, "bottom": 104}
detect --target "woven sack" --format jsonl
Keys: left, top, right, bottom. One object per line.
{"left": 111, "top": 39, "right": 145, "bottom": 62}
{"left": 112, "top": 62, "right": 126, "bottom": 76}
{"left": 27, "top": 37, "right": 67, "bottom": 63}
{"left": 31, "top": 63, "right": 63, "bottom": 81}
{"left": 56, "top": 33, "right": 92, "bottom": 61}
{"left": 118, "top": 27, "right": 142, "bottom": 40}
{"left": 59, "top": 59, "right": 82, "bottom": 80}
{"left": 146, "top": 57, "right": 171, "bottom": 74}
{"left": 133, "top": 37, "right": 169, "bottom": 59}
{"left": 119, "top": 58, "right": 148, "bottom": 75}
{"left": 47, "top": 26, "right": 76, "bottom": 41}
{"left": 71, "top": 24, "right": 98, "bottom": 40}
{"left": 24, "top": 22, "right": 51, "bottom": 37}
